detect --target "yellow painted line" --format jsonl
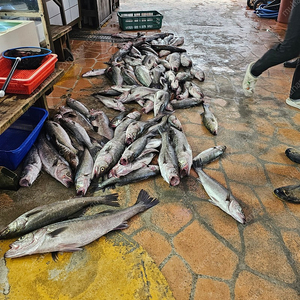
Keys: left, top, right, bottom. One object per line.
{"left": 0, "top": 232, "right": 174, "bottom": 300}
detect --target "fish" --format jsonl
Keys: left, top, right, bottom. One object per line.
{"left": 180, "top": 52, "right": 193, "bottom": 67}
{"left": 193, "top": 145, "right": 226, "bottom": 166}
{"left": 158, "top": 127, "right": 180, "bottom": 186}
{"left": 190, "top": 65, "right": 205, "bottom": 82}
{"left": 142, "top": 54, "right": 158, "bottom": 70}
{"left": 94, "top": 95, "right": 126, "bottom": 112}
{"left": 151, "top": 44, "right": 187, "bottom": 53}
{"left": 166, "top": 52, "right": 181, "bottom": 72}
{"left": 113, "top": 110, "right": 142, "bottom": 138}
{"left": 92, "top": 133, "right": 127, "bottom": 178}
{"left": 273, "top": 185, "right": 300, "bottom": 203}
{"left": 110, "top": 41, "right": 133, "bottom": 63}
{"left": 66, "top": 98, "right": 91, "bottom": 119}
{"left": 82, "top": 68, "right": 106, "bottom": 78}
{"left": 125, "top": 114, "right": 163, "bottom": 144}
{"left": 188, "top": 82, "right": 204, "bottom": 99}
{"left": 171, "top": 98, "right": 204, "bottom": 109}
{"left": 37, "top": 134, "right": 73, "bottom": 188}
{"left": 169, "top": 126, "right": 193, "bottom": 177}
{"left": 97, "top": 165, "right": 160, "bottom": 190}
{"left": 109, "top": 152, "right": 156, "bottom": 178}
{"left": 165, "top": 70, "right": 179, "bottom": 91}
{"left": 111, "top": 64, "right": 124, "bottom": 86}
{"left": 89, "top": 110, "right": 114, "bottom": 140}
{"left": 134, "top": 65, "right": 152, "bottom": 87}
{"left": 193, "top": 159, "right": 246, "bottom": 224}
{"left": 0, "top": 194, "right": 119, "bottom": 239}
{"left": 44, "top": 120, "right": 79, "bottom": 170}
{"left": 202, "top": 103, "right": 218, "bottom": 135}
{"left": 59, "top": 118, "right": 101, "bottom": 158}
{"left": 120, "top": 131, "right": 156, "bottom": 165}
{"left": 75, "top": 148, "right": 94, "bottom": 196}
{"left": 19, "top": 144, "right": 42, "bottom": 187}
{"left": 5, "top": 190, "right": 158, "bottom": 259}
{"left": 153, "top": 90, "right": 170, "bottom": 116}
{"left": 167, "top": 114, "right": 183, "bottom": 131}
{"left": 169, "top": 36, "right": 185, "bottom": 47}
{"left": 285, "top": 148, "right": 300, "bottom": 164}
{"left": 120, "top": 65, "right": 141, "bottom": 86}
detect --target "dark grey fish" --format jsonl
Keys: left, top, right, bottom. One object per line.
{"left": 274, "top": 185, "right": 300, "bottom": 203}
{"left": 285, "top": 148, "right": 300, "bottom": 164}
{"left": 0, "top": 194, "right": 119, "bottom": 239}
{"left": 171, "top": 98, "right": 204, "bottom": 109}
{"left": 97, "top": 165, "right": 160, "bottom": 190}
{"left": 134, "top": 65, "right": 152, "bottom": 87}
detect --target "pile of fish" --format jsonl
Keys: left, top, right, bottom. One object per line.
{"left": 2, "top": 190, "right": 159, "bottom": 259}
{"left": 17, "top": 31, "right": 246, "bottom": 224}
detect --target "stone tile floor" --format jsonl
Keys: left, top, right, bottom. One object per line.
{"left": 1, "top": 0, "right": 300, "bottom": 299}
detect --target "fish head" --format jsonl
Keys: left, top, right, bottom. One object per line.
{"left": 0, "top": 216, "right": 28, "bottom": 238}
{"left": 56, "top": 164, "right": 73, "bottom": 188}
{"left": 5, "top": 228, "right": 47, "bottom": 258}
{"left": 228, "top": 197, "right": 246, "bottom": 224}
{"left": 93, "top": 159, "right": 110, "bottom": 178}
{"left": 75, "top": 176, "right": 91, "bottom": 196}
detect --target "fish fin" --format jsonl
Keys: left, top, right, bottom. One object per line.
{"left": 192, "top": 158, "right": 203, "bottom": 170}
{"left": 47, "top": 227, "right": 68, "bottom": 238}
{"left": 114, "top": 221, "right": 128, "bottom": 230}
{"left": 60, "top": 245, "right": 83, "bottom": 252}
{"left": 51, "top": 252, "right": 59, "bottom": 262}
{"left": 225, "top": 193, "right": 231, "bottom": 202}
{"left": 135, "top": 189, "right": 159, "bottom": 208}
{"left": 25, "top": 209, "right": 44, "bottom": 217}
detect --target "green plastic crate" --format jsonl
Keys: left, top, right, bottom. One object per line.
{"left": 117, "top": 10, "right": 163, "bottom": 31}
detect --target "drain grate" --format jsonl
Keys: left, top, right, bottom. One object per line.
{"left": 69, "top": 30, "right": 132, "bottom": 43}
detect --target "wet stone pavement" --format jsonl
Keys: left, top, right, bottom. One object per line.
{"left": 1, "top": 0, "right": 300, "bottom": 299}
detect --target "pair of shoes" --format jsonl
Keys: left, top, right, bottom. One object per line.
{"left": 242, "top": 62, "right": 258, "bottom": 97}
{"left": 284, "top": 59, "right": 299, "bottom": 68}
{"left": 286, "top": 97, "right": 300, "bottom": 109}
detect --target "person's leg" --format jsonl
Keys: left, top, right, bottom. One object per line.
{"left": 243, "top": 0, "right": 300, "bottom": 96}
{"left": 286, "top": 60, "right": 300, "bottom": 108}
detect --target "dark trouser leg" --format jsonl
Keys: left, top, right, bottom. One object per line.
{"left": 250, "top": 0, "right": 300, "bottom": 77}
{"left": 290, "top": 60, "right": 300, "bottom": 99}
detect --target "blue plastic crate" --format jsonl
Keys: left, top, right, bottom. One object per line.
{"left": 0, "top": 107, "right": 48, "bottom": 170}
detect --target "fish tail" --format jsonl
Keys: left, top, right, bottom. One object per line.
{"left": 135, "top": 189, "right": 159, "bottom": 209}
{"left": 95, "top": 193, "right": 120, "bottom": 207}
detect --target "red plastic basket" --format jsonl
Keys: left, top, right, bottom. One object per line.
{"left": 0, "top": 53, "right": 57, "bottom": 95}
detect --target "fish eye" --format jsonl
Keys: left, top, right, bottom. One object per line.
{"left": 100, "top": 167, "right": 105, "bottom": 172}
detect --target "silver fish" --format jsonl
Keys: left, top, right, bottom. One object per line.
{"left": 19, "top": 144, "right": 42, "bottom": 187}
{"left": 166, "top": 52, "right": 181, "bottom": 72}
{"left": 170, "top": 127, "right": 193, "bottom": 177}
{"left": 193, "top": 145, "right": 226, "bottom": 166}
{"left": 134, "top": 65, "right": 152, "bottom": 87}
{"left": 180, "top": 52, "right": 193, "bottom": 67}
{"left": 193, "top": 159, "right": 246, "bottom": 224}
{"left": 92, "top": 133, "right": 126, "bottom": 178}
{"left": 75, "top": 148, "right": 94, "bottom": 196}
{"left": 168, "top": 114, "right": 183, "bottom": 131}
{"left": 190, "top": 65, "right": 205, "bottom": 82}
{"left": 158, "top": 127, "right": 180, "bottom": 186}
{"left": 109, "top": 152, "right": 156, "bottom": 178}
{"left": 0, "top": 194, "right": 119, "bottom": 239}
{"left": 82, "top": 68, "right": 106, "bottom": 78}
{"left": 94, "top": 95, "right": 126, "bottom": 112}
{"left": 89, "top": 110, "right": 114, "bottom": 140}
{"left": 66, "top": 98, "right": 91, "bottom": 119}
{"left": 5, "top": 189, "right": 158, "bottom": 259}
{"left": 202, "top": 103, "right": 218, "bottom": 135}
{"left": 188, "top": 82, "right": 204, "bottom": 99}
{"left": 36, "top": 134, "right": 73, "bottom": 188}
{"left": 153, "top": 90, "right": 170, "bottom": 116}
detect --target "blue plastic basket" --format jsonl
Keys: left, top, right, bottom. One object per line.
{"left": 0, "top": 107, "right": 48, "bottom": 170}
